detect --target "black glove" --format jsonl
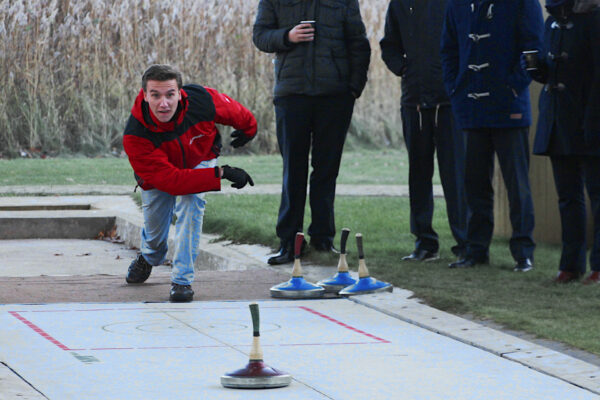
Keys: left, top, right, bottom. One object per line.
{"left": 230, "top": 130, "right": 254, "bottom": 148}
{"left": 222, "top": 165, "right": 254, "bottom": 189}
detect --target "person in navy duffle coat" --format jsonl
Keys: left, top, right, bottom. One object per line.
{"left": 528, "top": 0, "right": 600, "bottom": 283}
{"left": 380, "top": 0, "right": 468, "bottom": 263}
{"left": 440, "top": 0, "right": 544, "bottom": 271}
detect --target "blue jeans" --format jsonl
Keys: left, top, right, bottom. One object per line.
{"left": 139, "top": 159, "right": 217, "bottom": 285}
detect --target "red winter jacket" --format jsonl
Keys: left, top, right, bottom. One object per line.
{"left": 123, "top": 84, "right": 257, "bottom": 195}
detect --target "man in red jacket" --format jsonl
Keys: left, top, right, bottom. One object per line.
{"left": 123, "top": 64, "right": 256, "bottom": 302}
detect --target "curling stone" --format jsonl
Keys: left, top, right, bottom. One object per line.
{"left": 339, "top": 233, "right": 393, "bottom": 296}
{"left": 270, "top": 232, "right": 325, "bottom": 299}
{"left": 221, "top": 303, "right": 292, "bottom": 389}
{"left": 317, "top": 228, "right": 356, "bottom": 293}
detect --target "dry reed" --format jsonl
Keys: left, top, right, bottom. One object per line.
{"left": 0, "top": 0, "right": 401, "bottom": 157}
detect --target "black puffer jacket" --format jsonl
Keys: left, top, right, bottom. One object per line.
{"left": 379, "top": 0, "right": 450, "bottom": 108}
{"left": 253, "top": 0, "right": 371, "bottom": 98}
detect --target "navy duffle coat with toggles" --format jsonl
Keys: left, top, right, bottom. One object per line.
{"left": 532, "top": 7, "right": 600, "bottom": 155}
{"left": 440, "top": 0, "right": 544, "bottom": 129}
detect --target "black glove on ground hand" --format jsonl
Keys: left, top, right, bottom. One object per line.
{"left": 230, "top": 130, "right": 253, "bottom": 148}
{"left": 222, "top": 165, "right": 254, "bottom": 189}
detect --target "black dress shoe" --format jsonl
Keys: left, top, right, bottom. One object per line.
{"left": 448, "top": 257, "right": 488, "bottom": 268}
{"left": 514, "top": 258, "right": 533, "bottom": 272}
{"left": 268, "top": 247, "right": 294, "bottom": 265}
{"left": 169, "top": 283, "right": 194, "bottom": 302}
{"left": 402, "top": 249, "right": 439, "bottom": 262}
{"left": 310, "top": 241, "right": 340, "bottom": 254}
{"left": 451, "top": 245, "right": 467, "bottom": 259}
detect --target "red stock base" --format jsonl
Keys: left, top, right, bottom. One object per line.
{"left": 220, "top": 360, "right": 292, "bottom": 389}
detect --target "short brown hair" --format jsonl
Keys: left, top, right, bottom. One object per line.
{"left": 142, "top": 64, "right": 183, "bottom": 91}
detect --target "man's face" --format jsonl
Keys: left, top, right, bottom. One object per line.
{"left": 143, "top": 79, "right": 181, "bottom": 123}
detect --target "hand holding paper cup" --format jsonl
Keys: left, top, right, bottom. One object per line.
{"left": 288, "top": 20, "right": 315, "bottom": 43}
{"left": 522, "top": 50, "right": 540, "bottom": 71}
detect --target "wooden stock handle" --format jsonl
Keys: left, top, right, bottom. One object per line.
{"left": 294, "top": 232, "right": 304, "bottom": 259}
{"left": 340, "top": 228, "right": 350, "bottom": 254}
{"left": 356, "top": 233, "right": 364, "bottom": 259}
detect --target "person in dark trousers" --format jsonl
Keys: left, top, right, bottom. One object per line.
{"left": 380, "top": 0, "right": 468, "bottom": 262}
{"left": 526, "top": 0, "right": 600, "bottom": 283}
{"left": 441, "top": 0, "right": 544, "bottom": 271}
{"left": 123, "top": 64, "right": 256, "bottom": 302}
{"left": 253, "top": 0, "right": 371, "bottom": 265}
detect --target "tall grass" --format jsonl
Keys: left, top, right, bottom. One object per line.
{"left": 0, "top": 0, "right": 401, "bottom": 158}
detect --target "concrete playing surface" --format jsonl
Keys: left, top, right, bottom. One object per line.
{"left": 1, "top": 299, "right": 598, "bottom": 400}
{"left": 2, "top": 195, "right": 600, "bottom": 399}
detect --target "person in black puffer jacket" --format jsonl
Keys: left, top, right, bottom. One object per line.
{"left": 253, "top": 0, "right": 371, "bottom": 265}
{"left": 380, "top": 0, "right": 468, "bottom": 263}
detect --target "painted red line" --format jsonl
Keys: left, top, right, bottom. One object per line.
{"left": 90, "top": 348, "right": 134, "bottom": 350}
{"left": 9, "top": 311, "right": 73, "bottom": 351}
{"left": 298, "top": 306, "right": 390, "bottom": 344}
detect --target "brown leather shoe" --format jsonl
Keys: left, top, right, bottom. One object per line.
{"left": 553, "top": 270, "right": 581, "bottom": 284}
{"left": 583, "top": 271, "right": 600, "bottom": 285}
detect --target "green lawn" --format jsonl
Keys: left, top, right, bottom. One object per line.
{"left": 0, "top": 149, "right": 434, "bottom": 186}
{"left": 2, "top": 154, "right": 598, "bottom": 357}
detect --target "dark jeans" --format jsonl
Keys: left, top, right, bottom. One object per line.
{"left": 551, "top": 155, "right": 600, "bottom": 274}
{"left": 401, "top": 106, "right": 468, "bottom": 256}
{"left": 273, "top": 94, "right": 355, "bottom": 248}
{"left": 464, "top": 127, "right": 535, "bottom": 261}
